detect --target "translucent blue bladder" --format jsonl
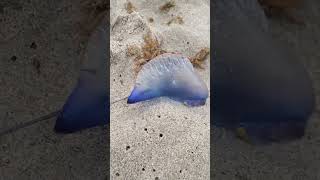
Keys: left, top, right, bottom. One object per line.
{"left": 128, "top": 53, "right": 208, "bottom": 106}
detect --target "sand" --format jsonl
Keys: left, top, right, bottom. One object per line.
{"left": 213, "top": 1, "right": 320, "bottom": 179}
{"left": 0, "top": 0, "right": 108, "bottom": 179}
{"left": 110, "top": 0, "right": 210, "bottom": 179}
{"left": 1, "top": 0, "right": 320, "bottom": 180}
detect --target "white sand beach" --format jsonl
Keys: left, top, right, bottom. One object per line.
{"left": 1, "top": 0, "right": 320, "bottom": 180}
{"left": 110, "top": 0, "right": 210, "bottom": 179}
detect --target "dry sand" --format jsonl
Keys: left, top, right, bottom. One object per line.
{"left": 110, "top": 0, "right": 210, "bottom": 179}
{"left": 213, "top": 1, "right": 320, "bottom": 179}
{"left": 1, "top": 0, "right": 320, "bottom": 180}
{"left": 0, "top": 0, "right": 108, "bottom": 179}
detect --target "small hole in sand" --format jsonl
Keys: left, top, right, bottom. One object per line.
{"left": 30, "top": 42, "right": 37, "bottom": 49}
{"left": 11, "top": 56, "right": 17, "bottom": 61}
{"left": 126, "top": 145, "right": 130, "bottom": 150}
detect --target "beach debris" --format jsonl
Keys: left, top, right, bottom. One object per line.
{"left": 189, "top": 47, "right": 210, "bottom": 69}
{"left": 167, "top": 16, "right": 184, "bottom": 25}
{"left": 76, "top": 0, "right": 108, "bottom": 46}
{"left": 127, "top": 44, "right": 141, "bottom": 57}
{"left": 159, "top": 1, "right": 176, "bottom": 13}
{"left": 141, "top": 32, "right": 164, "bottom": 61}
{"left": 125, "top": 1, "right": 136, "bottom": 14}
{"left": 127, "top": 53, "right": 208, "bottom": 106}
{"left": 127, "top": 32, "right": 209, "bottom": 73}
{"left": 127, "top": 32, "right": 166, "bottom": 73}
{"left": 258, "top": 0, "right": 305, "bottom": 25}
{"left": 259, "top": 0, "right": 302, "bottom": 8}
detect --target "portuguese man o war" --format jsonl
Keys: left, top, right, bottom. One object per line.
{"left": 127, "top": 53, "right": 208, "bottom": 106}
{"left": 54, "top": 18, "right": 109, "bottom": 133}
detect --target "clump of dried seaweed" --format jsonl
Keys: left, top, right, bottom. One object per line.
{"left": 127, "top": 44, "right": 141, "bottom": 57}
{"left": 167, "top": 16, "right": 184, "bottom": 25}
{"left": 125, "top": 1, "right": 137, "bottom": 14}
{"left": 141, "top": 32, "right": 165, "bottom": 60}
{"left": 159, "top": 1, "right": 175, "bottom": 13}
{"left": 77, "top": 0, "right": 109, "bottom": 63}
{"left": 127, "top": 32, "right": 166, "bottom": 73}
{"left": 189, "top": 47, "right": 210, "bottom": 69}
{"left": 258, "top": 0, "right": 305, "bottom": 25}
{"left": 259, "top": 0, "right": 301, "bottom": 8}
{"left": 127, "top": 33, "right": 209, "bottom": 73}
{"left": 80, "top": 0, "right": 109, "bottom": 36}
